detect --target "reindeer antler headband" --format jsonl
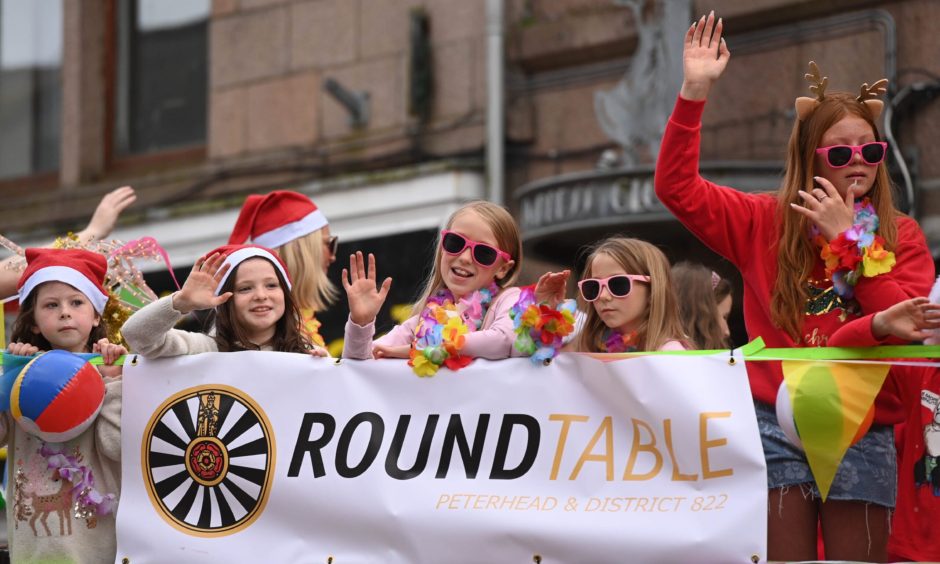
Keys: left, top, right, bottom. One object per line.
{"left": 794, "top": 61, "right": 889, "bottom": 121}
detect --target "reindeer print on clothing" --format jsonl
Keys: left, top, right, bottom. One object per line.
{"left": 19, "top": 468, "right": 74, "bottom": 537}
{"left": 12, "top": 441, "right": 117, "bottom": 538}
{"left": 14, "top": 447, "right": 77, "bottom": 538}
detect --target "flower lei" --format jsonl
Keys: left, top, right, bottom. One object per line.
{"left": 39, "top": 443, "right": 117, "bottom": 518}
{"left": 408, "top": 283, "right": 499, "bottom": 377}
{"left": 813, "top": 198, "right": 896, "bottom": 299}
{"left": 599, "top": 329, "right": 639, "bottom": 353}
{"left": 510, "top": 285, "right": 576, "bottom": 364}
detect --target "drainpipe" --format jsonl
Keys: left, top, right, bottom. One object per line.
{"left": 486, "top": 0, "right": 505, "bottom": 205}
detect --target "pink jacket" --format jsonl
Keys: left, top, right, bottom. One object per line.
{"left": 343, "top": 287, "right": 523, "bottom": 360}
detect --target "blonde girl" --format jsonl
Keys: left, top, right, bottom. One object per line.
{"left": 342, "top": 201, "right": 522, "bottom": 375}
{"left": 573, "top": 238, "right": 687, "bottom": 353}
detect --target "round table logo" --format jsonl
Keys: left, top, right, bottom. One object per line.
{"left": 141, "top": 385, "right": 275, "bottom": 536}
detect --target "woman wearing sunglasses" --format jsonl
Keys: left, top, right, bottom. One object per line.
{"left": 229, "top": 191, "right": 339, "bottom": 354}
{"left": 654, "top": 12, "right": 934, "bottom": 562}
{"left": 341, "top": 201, "right": 523, "bottom": 376}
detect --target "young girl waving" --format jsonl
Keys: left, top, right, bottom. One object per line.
{"left": 654, "top": 12, "right": 935, "bottom": 561}
{"left": 341, "top": 201, "right": 522, "bottom": 375}
{"left": 3, "top": 248, "right": 125, "bottom": 563}
{"left": 228, "top": 191, "right": 338, "bottom": 351}
{"left": 122, "top": 245, "right": 313, "bottom": 357}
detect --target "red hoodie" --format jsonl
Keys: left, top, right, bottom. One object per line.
{"left": 654, "top": 96, "right": 935, "bottom": 424}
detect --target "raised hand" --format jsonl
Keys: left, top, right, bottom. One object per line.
{"left": 342, "top": 251, "right": 392, "bottom": 326}
{"left": 172, "top": 253, "right": 233, "bottom": 314}
{"left": 81, "top": 186, "right": 137, "bottom": 241}
{"left": 871, "top": 297, "right": 940, "bottom": 342}
{"left": 790, "top": 176, "right": 856, "bottom": 241}
{"left": 680, "top": 11, "right": 731, "bottom": 101}
{"left": 534, "top": 270, "right": 570, "bottom": 308}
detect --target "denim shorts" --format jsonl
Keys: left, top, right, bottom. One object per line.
{"left": 754, "top": 401, "right": 896, "bottom": 508}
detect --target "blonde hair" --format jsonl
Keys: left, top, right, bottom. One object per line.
{"left": 412, "top": 201, "right": 522, "bottom": 314}
{"left": 276, "top": 229, "right": 338, "bottom": 312}
{"left": 575, "top": 238, "right": 688, "bottom": 352}
{"left": 772, "top": 92, "right": 898, "bottom": 340}
{"left": 672, "top": 262, "right": 732, "bottom": 350}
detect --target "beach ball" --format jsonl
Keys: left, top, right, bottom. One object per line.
{"left": 10, "top": 350, "right": 105, "bottom": 443}
{"left": 775, "top": 380, "right": 874, "bottom": 451}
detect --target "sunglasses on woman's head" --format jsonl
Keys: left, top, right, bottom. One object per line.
{"left": 815, "top": 142, "right": 887, "bottom": 168}
{"left": 440, "top": 230, "right": 511, "bottom": 268}
{"left": 578, "top": 274, "right": 650, "bottom": 302}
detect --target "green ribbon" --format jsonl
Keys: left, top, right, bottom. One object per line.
{"left": 580, "top": 337, "right": 940, "bottom": 362}
{"left": 3, "top": 338, "right": 940, "bottom": 366}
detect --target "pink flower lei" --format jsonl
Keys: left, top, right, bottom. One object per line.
{"left": 509, "top": 285, "right": 577, "bottom": 364}
{"left": 599, "top": 329, "right": 639, "bottom": 353}
{"left": 812, "top": 197, "right": 895, "bottom": 299}
{"left": 408, "top": 282, "right": 500, "bottom": 377}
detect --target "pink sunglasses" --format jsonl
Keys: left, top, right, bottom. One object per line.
{"left": 578, "top": 274, "right": 650, "bottom": 302}
{"left": 440, "top": 230, "right": 511, "bottom": 267}
{"left": 815, "top": 142, "right": 887, "bottom": 168}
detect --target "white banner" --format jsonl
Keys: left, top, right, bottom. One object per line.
{"left": 117, "top": 352, "right": 767, "bottom": 563}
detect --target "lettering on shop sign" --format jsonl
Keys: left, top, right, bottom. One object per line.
{"left": 519, "top": 173, "right": 664, "bottom": 233}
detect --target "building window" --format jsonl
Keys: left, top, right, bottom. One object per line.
{"left": 113, "top": 0, "right": 209, "bottom": 156}
{"left": 0, "top": 0, "right": 62, "bottom": 180}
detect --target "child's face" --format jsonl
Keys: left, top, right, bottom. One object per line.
{"left": 32, "top": 282, "right": 100, "bottom": 353}
{"left": 814, "top": 115, "right": 879, "bottom": 199}
{"left": 231, "top": 258, "right": 286, "bottom": 345}
{"left": 588, "top": 253, "right": 649, "bottom": 335}
{"left": 440, "top": 209, "right": 513, "bottom": 299}
{"left": 716, "top": 294, "right": 732, "bottom": 342}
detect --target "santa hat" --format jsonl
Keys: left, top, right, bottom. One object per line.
{"left": 18, "top": 248, "right": 109, "bottom": 314}
{"left": 204, "top": 245, "right": 292, "bottom": 295}
{"left": 228, "top": 191, "right": 328, "bottom": 249}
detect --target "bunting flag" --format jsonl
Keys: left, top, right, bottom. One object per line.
{"left": 780, "top": 361, "right": 890, "bottom": 500}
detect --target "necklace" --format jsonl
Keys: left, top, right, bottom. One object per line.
{"left": 812, "top": 197, "right": 895, "bottom": 299}
{"left": 599, "top": 329, "right": 639, "bottom": 353}
{"left": 408, "top": 282, "right": 499, "bottom": 377}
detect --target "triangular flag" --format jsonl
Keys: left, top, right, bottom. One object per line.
{"left": 781, "top": 361, "right": 889, "bottom": 500}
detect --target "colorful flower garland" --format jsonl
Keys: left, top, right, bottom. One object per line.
{"left": 510, "top": 286, "right": 576, "bottom": 363}
{"left": 408, "top": 283, "right": 499, "bottom": 377}
{"left": 813, "top": 198, "right": 896, "bottom": 299}
{"left": 599, "top": 329, "right": 639, "bottom": 353}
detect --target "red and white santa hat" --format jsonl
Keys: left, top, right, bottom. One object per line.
{"left": 17, "top": 248, "right": 109, "bottom": 313}
{"left": 228, "top": 191, "right": 328, "bottom": 249}
{"left": 204, "top": 244, "right": 292, "bottom": 295}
